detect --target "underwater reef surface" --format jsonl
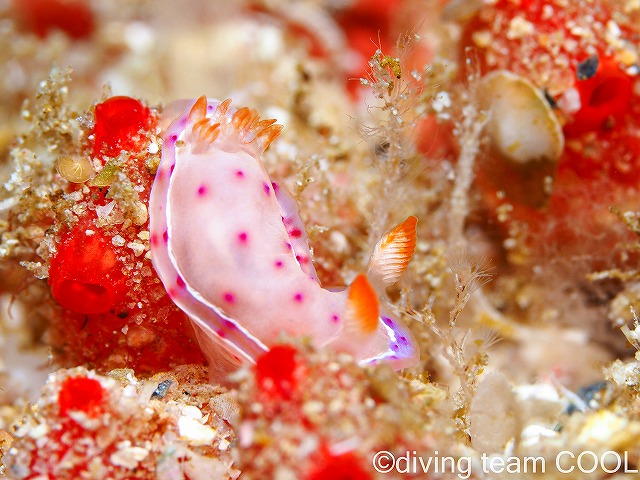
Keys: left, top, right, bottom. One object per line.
{"left": 2, "top": 0, "right": 640, "bottom": 478}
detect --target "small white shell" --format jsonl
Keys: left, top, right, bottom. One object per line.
{"left": 478, "top": 70, "right": 564, "bottom": 165}
{"left": 55, "top": 155, "right": 94, "bottom": 183}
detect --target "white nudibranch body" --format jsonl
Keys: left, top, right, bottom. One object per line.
{"left": 149, "top": 96, "right": 419, "bottom": 375}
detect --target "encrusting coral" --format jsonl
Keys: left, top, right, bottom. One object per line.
{"left": 232, "top": 343, "right": 447, "bottom": 479}
{"left": 1, "top": 68, "right": 206, "bottom": 374}
{"left": 3, "top": 365, "right": 238, "bottom": 479}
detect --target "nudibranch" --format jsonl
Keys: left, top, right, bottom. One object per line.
{"left": 149, "top": 96, "right": 419, "bottom": 374}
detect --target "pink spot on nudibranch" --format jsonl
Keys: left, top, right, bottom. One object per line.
{"left": 275, "top": 260, "right": 284, "bottom": 268}
{"left": 150, "top": 234, "right": 159, "bottom": 247}
{"left": 176, "top": 275, "right": 186, "bottom": 288}
{"left": 223, "top": 292, "right": 235, "bottom": 303}
{"left": 170, "top": 164, "right": 175, "bottom": 175}
{"left": 162, "top": 230, "right": 168, "bottom": 243}
{"left": 238, "top": 232, "right": 248, "bottom": 244}
{"left": 263, "top": 182, "right": 271, "bottom": 196}
{"left": 217, "top": 329, "right": 226, "bottom": 338}
{"left": 197, "top": 184, "right": 208, "bottom": 196}
{"left": 271, "top": 182, "right": 279, "bottom": 191}
{"left": 285, "top": 242, "right": 292, "bottom": 250}
{"left": 290, "top": 228, "right": 302, "bottom": 238}
{"left": 331, "top": 314, "right": 340, "bottom": 323}
{"left": 235, "top": 169, "right": 245, "bottom": 178}
{"left": 294, "top": 292, "right": 304, "bottom": 303}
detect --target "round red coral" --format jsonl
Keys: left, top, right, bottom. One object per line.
{"left": 92, "top": 96, "right": 152, "bottom": 158}
{"left": 255, "top": 345, "right": 306, "bottom": 400}
{"left": 48, "top": 218, "right": 127, "bottom": 315}
{"left": 12, "top": 0, "right": 95, "bottom": 39}
{"left": 306, "top": 450, "right": 372, "bottom": 480}
{"left": 58, "top": 376, "right": 105, "bottom": 418}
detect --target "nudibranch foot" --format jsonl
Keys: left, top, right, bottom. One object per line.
{"left": 149, "top": 95, "right": 420, "bottom": 378}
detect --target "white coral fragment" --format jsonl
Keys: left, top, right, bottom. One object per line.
{"left": 110, "top": 446, "right": 149, "bottom": 469}
{"left": 178, "top": 407, "right": 216, "bottom": 447}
